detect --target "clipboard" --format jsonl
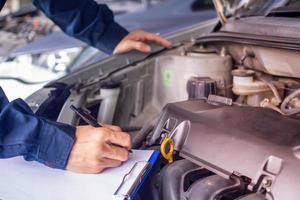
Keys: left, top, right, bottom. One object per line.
{"left": 0, "top": 150, "right": 160, "bottom": 200}
{"left": 114, "top": 150, "right": 160, "bottom": 200}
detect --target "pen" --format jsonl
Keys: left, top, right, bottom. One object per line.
{"left": 70, "top": 105, "right": 132, "bottom": 153}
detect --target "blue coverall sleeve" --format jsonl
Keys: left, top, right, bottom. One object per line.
{"left": 33, "top": 0, "right": 129, "bottom": 54}
{"left": 0, "top": 88, "right": 75, "bottom": 169}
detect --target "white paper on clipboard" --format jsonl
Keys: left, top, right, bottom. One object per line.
{"left": 0, "top": 150, "right": 155, "bottom": 200}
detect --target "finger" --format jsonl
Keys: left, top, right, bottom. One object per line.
{"left": 127, "top": 40, "right": 151, "bottom": 53}
{"left": 102, "top": 124, "right": 122, "bottom": 132}
{"left": 113, "top": 40, "right": 151, "bottom": 55}
{"left": 138, "top": 32, "right": 172, "bottom": 48}
{"left": 102, "top": 144, "right": 129, "bottom": 161}
{"left": 101, "top": 158, "right": 122, "bottom": 168}
{"left": 106, "top": 131, "right": 131, "bottom": 149}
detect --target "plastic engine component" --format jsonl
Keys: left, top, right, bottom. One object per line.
{"left": 150, "top": 100, "right": 300, "bottom": 200}
{"left": 187, "top": 76, "right": 217, "bottom": 100}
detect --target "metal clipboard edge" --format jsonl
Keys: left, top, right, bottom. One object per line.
{"left": 114, "top": 151, "right": 160, "bottom": 200}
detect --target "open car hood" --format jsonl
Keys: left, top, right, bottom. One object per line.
{"left": 213, "top": 0, "right": 289, "bottom": 24}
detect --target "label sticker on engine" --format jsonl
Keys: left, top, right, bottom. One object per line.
{"left": 163, "top": 70, "right": 173, "bottom": 87}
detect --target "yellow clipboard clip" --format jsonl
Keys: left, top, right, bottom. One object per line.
{"left": 160, "top": 136, "right": 175, "bottom": 163}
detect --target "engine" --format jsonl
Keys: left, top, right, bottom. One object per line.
{"left": 144, "top": 99, "right": 300, "bottom": 200}
{"left": 129, "top": 44, "right": 300, "bottom": 200}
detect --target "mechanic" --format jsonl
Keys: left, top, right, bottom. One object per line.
{"left": 0, "top": 0, "right": 172, "bottom": 173}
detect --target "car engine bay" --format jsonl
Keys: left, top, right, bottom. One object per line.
{"left": 27, "top": 31, "right": 300, "bottom": 200}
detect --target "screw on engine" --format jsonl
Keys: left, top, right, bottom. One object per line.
{"left": 262, "top": 178, "right": 273, "bottom": 188}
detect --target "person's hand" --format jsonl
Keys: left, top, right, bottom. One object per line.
{"left": 113, "top": 30, "right": 172, "bottom": 55}
{"left": 66, "top": 125, "right": 131, "bottom": 174}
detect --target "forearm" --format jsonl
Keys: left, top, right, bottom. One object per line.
{"left": 0, "top": 98, "right": 75, "bottom": 169}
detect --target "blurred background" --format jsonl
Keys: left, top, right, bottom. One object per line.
{"left": 0, "top": 0, "right": 216, "bottom": 100}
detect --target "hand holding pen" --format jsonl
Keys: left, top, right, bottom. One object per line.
{"left": 70, "top": 105, "right": 132, "bottom": 153}
{"left": 66, "top": 105, "right": 132, "bottom": 174}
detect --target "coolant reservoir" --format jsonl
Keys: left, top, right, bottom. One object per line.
{"left": 152, "top": 52, "right": 232, "bottom": 109}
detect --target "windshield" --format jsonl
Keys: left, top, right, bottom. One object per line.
{"left": 225, "top": 0, "right": 278, "bottom": 16}
{"left": 215, "top": 0, "right": 290, "bottom": 20}
{"left": 268, "top": 0, "right": 300, "bottom": 16}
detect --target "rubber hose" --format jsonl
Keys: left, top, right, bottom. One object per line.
{"left": 281, "top": 88, "right": 300, "bottom": 116}
{"left": 160, "top": 159, "right": 200, "bottom": 200}
{"left": 257, "top": 76, "right": 282, "bottom": 105}
{"left": 132, "top": 118, "right": 157, "bottom": 149}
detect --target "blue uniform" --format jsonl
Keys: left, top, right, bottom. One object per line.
{"left": 33, "top": 0, "right": 129, "bottom": 54}
{"left": 0, "top": 0, "right": 129, "bottom": 169}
